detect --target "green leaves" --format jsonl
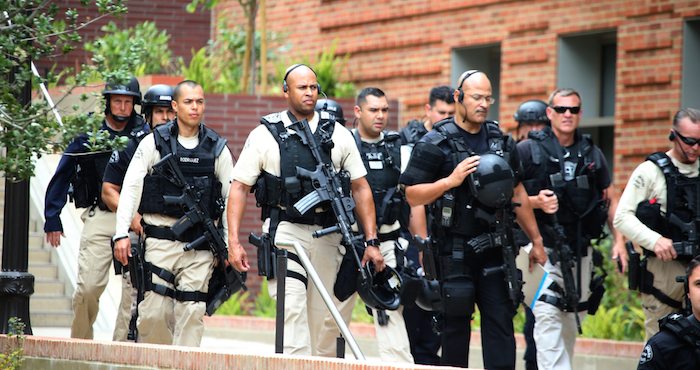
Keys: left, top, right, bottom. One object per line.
{"left": 0, "top": 0, "right": 127, "bottom": 180}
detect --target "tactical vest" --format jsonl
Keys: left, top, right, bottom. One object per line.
{"left": 253, "top": 112, "right": 340, "bottom": 227}
{"left": 639, "top": 153, "right": 700, "bottom": 247}
{"left": 71, "top": 115, "right": 147, "bottom": 209}
{"left": 139, "top": 121, "right": 226, "bottom": 225}
{"left": 429, "top": 119, "right": 512, "bottom": 241}
{"left": 399, "top": 119, "right": 429, "bottom": 145}
{"left": 522, "top": 127, "right": 607, "bottom": 248}
{"left": 353, "top": 130, "right": 403, "bottom": 227}
{"left": 658, "top": 313, "right": 700, "bottom": 361}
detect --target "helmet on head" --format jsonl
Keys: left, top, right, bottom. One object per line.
{"left": 357, "top": 264, "right": 402, "bottom": 311}
{"left": 316, "top": 99, "right": 346, "bottom": 125}
{"left": 103, "top": 76, "right": 142, "bottom": 105}
{"left": 513, "top": 99, "right": 549, "bottom": 126}
{"left": 468, "top": 153, "right": 514, "bottom": 208}
{"left": 142, "top": 84, "right": 174, "bottom": 108}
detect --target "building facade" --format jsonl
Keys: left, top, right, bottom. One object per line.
{"left": 217, "top": 0, "right": 700, "bottom": 186}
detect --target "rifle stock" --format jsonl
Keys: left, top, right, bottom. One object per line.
{"left": 551, "top": 214, "right": 582, "bottom": 334}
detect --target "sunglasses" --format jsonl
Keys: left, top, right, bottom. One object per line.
{"left": 674, "top": 130, "right": 700, "bottom": 146}
{"left": 551, "top": 106, "right": 581, "bottom": 114}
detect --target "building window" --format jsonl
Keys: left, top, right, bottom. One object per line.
{"left": 682, "top": 19, "right": 700, "bottom": 109}
{"left": 451, "top": 44, "right": 501, "bottom": 122}
{"left": 558, "top": 31, "right": 617, "bottom": 169}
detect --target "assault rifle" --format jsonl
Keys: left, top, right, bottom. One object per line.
{"left": 550, "top": 214, "right": 582, "bottom": 334}
{"left": 669, "top": 214, "right": 700, "bottom": 257}
{"left": 479, "top": 207, "right": 523, "bottom": 311}
{"left": 287, "top": 119, "right": 373, "bottom": 304}
{"left": 152, "top": 153, "right": 247, "bottom": 314}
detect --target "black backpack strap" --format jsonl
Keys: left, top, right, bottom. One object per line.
{"left": 646, "top": 152, "right": 678, "bottom": 219}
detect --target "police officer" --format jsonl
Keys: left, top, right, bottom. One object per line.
{"left": 514, "top": 98, "right": 550, "bottom": 370}
{"left": 102, "top": 84, "right": 175, "bottom": 342}
{"left": 43, "top": 76, "right": 147, "bottom": 340}
{"left": 515, "top": 99, "right": 550, "bottom": 142}
{"left": 226, "top": 64, "right": 384, "bottom": 356}
{"left": 317, "top": 88, "right": 414, "bottom": 362}
{"left": 518, "top": 88, "right": 625, "bottom": 370}
{"left": 614, "top": 108, "right": 700, "bottom": 339}
{"left": 399, "top": 85, "right": 455, "bottom": 365}
{"left": 400, "top": 70, "right": 547, "bottom": 369}
{"left": 112, "top": 80, "right": 234, "bottom": 346}
{"left": 638, "top": 256, "right": 700, "bottom": 369}
{"left": 316, "top": 98, "right": 346, "bottom": 126}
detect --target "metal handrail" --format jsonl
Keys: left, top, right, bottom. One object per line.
{"left": 275, "top": 240, "right": 366, "bottom": 360}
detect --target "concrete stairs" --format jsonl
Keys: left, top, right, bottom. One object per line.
{"left": 0, "top": 178, "right": 73, "bottom": 328}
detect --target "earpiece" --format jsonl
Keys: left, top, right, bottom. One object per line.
{"left": 669, "top": 131, "right": 676, "bottom": 141}
{"left": 283, "top": 64, "right": 322, "bottom": 94}
{"left": 456, "top": 70, "right": 480, "bottom": 103}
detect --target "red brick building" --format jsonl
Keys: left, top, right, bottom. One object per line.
{"left": 35, "top": 1, "right": 211, "bottom": 77}
{"left": 216, "top": 0, "right": 700, "bottom": 187}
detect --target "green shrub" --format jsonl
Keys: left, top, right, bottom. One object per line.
{"left": 84, "top": 21, "right": 172, "bottom": 78}
{"left": 252, "top": 279, "right": 276, "bottom": 318}
{"left": 213, "top": 289, "right": 251, "bottom": 316}
{"left": 0, "top": 317, "right": 26, "bottom": 370}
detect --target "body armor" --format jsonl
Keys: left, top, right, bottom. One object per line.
{"left": 139, "top": 121, "right": 226, "bottom": 228}
{"left": 522, "top": 127, "right": 608, "bottom": 250}
{"left": 254, "top": 112, "right": 341, "bottom": 227}
{"left": 70, "top": 115, "right": 147, "bottom": 210}
{"left": 400, "top": 119, "right": 429, "bottom": 145}
{"left": 637, "top": 153, "right": 700, "bottom": 254}
{"left": 429, "top": 119, "right": 513, "bottom": 242}
{"left": 353, "top": 130, "right": 403, "bottom": 226}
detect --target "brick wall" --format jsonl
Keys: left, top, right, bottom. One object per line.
{"left": 34, "top": 1, "right": 210, "bottom": 77}
{"left": 215, "top": 0, "right": 700, "bottom": 189}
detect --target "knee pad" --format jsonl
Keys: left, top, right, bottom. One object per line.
{"left": 441, "top": 278, "right": 475, "bottom": 317}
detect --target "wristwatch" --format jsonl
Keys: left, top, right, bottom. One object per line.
{"left": 365, "top": 238, "right": 380, "bottom": 248}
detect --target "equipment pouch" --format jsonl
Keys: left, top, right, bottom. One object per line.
{"left": 635, "top": 199, "right": 663, "bottom": 233}
{"left": 334, "top": 243, "right": 365, "bottom": 301}
{"left": 441, "top": 278, "right": 475, "bottom": 317}
{"left": 587, "top": 273, "right": 606, "bottom": 315}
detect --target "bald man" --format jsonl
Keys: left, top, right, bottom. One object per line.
{"left": 227, "top": 64, "right": 383, "bottom": 356}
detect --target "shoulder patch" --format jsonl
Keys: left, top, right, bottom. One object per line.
{"left": 109, "top": 150, "right": 119, "bottom": 164}
{"left": 261, "top": 112, "right": 283, "bottom": 124}
{"left": 639, "top": 344, "right": 653, "bottom": 364}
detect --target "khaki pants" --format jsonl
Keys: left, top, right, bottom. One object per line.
{"left": 641, "top": 257, "right": 686, "bottom": 340}
{"left": 112, "top": 272, "right": 135, "bottom": 341}
{"left": 71, "top": 208, "right": 116, "bottom": 339}
{"left": 268, "top": 222, "right": 343, "bottom": 356}
{"left": 315, "top": 239, "right": 414, "bottom": 363}
{"left": 136, "top": 237, "right": 214, "bottom": 346}
{"left": 533, "top": 247, "right": 593, "bottom": 370}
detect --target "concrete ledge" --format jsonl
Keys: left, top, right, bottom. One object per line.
{"left": 203, "top": 315, "right": 645, "bottom": 358}
{"left": 2, "top": 335, "right": 463, "bottom": 370}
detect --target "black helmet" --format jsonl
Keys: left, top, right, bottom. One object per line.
{"left": 468, "top": 153, "right": 514, "bottom": 208}
{"left": 103, "top": 76, "right": 142, "bottom": 105}
{"left": 142, "top": 84, "right": 174, "bottom": 108}
{"left": 316, "top": 99, "right": 346, "bottom": 125}
{"left": 513, "top": 99, "right": 549, "bottom": 126}
{"left": 357, "top": 264, "right": 402, "bottom": 311}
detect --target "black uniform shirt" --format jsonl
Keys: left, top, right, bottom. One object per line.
{"left": 637, "top": 316, "right": 700, "bottom": 370}
{"left": 400, "top": 118, "right": 520, "bottom": 187}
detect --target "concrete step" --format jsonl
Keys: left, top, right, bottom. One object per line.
{"left": 34, "top": 279, "right": 66, "bottom": 295}
{"left": 31, "top": 295, "right": 72, "bottom": 312}
{"left": 28, "top": 232, "right": 44, "bottom": 249}
{"left": 28, "top": 263, "right": 58, "bottom": 280}
{"left": 29, "top": 248, "right": 52, "bottom": 263}
{"left": 30, "top": 311, "right": 73, "bottom": 328}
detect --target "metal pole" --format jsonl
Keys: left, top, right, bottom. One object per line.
{"left": 276, "top": 240, "right": 365, "bottom": 361}
{"left": 274, "top": 249, "right": 287, "bottom": 354}
{"left": 0, "top": 10, "right": 34, "bottom": 331}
